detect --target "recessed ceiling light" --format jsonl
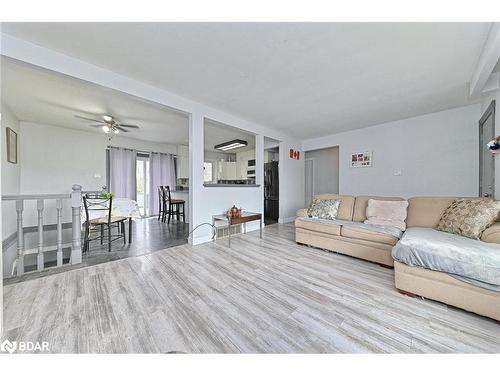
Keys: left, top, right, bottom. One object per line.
{"left": 214, "top": 139, "right": 248, "bottom": 151}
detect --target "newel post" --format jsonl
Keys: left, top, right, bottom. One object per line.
{"left": 71, "top": 184, "right": 82, "bottom": 265}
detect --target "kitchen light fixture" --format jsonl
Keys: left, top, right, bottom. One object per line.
{"left": 214, "top": 139, "right": 248, "bottom": 151}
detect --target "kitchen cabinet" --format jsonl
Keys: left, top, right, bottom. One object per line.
{"left": 177, "top": 145, "right": 189, "bottom": 179}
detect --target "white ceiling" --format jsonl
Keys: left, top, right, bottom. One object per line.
{"left": 1, "top": 23, "right": 492, "bottom": 139}
{"left": 1, "top": 57, "right": 190, "bottom": 145}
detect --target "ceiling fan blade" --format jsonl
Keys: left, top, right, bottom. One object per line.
{"left": 90, "top": 125, "right": 103, "bottom": 128}
{"left": 117, "top": 124, "right": 140, "bottom": 128}
{"left": 75, "top": 115, "right": 105, "bottom": 124}
{"left": 115, "top": 126, "right": 129, "bottom": 133}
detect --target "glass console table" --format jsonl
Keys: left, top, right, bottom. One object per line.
{"left": 212, "top": 211, "right": 263, "bottom": 248}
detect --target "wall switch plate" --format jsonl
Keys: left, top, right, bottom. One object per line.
{"left": 393, "top": 170, "right": 402, "bottom": 176}
{"left": 94, "top": 173, "right": 102, "bottom": 179}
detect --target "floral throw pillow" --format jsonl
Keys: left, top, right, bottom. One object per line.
{"left": 437, "top": 199, "right": 500, "bottom": 239}
{"left": 307, "top": 199, "right": 341, "bottom": 220}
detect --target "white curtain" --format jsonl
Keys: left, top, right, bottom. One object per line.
{"left": 149, "top": 152, "right": 176, "bottom": 216}
{"left": 109, "top": 147, "right": 137, "bottom": 199}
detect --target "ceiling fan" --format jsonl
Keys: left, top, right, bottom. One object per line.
{"left": 74, "top": 114, "right": 140, "bottom": 134}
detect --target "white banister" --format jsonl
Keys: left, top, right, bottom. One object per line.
{"left": 70, "top": 184, "right": 82, "bottom": 265}
{"left": 37, "top": 199, "right": 44, "bottom": 271}
{"left": 56, "top": 199, "right": 63, "bottom": 267}
{"left": 16, "top": 199, "right": 25, "bottom": 276}
{"left": 2, "top": 185, "right": 85, "bottom": 275}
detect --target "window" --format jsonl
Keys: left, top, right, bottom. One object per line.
{"left": 136, "top": 155, "right": 150, "bottom": 216}
{"left": 203, "top": 162, "right": 213, "bottom": 183}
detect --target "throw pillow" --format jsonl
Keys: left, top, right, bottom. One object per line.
{"left": 437, "top": 199, "right": 500, "bottom": 239}
{"left": 307, "top": 199, "right": 341, "bottom": 220}
{"left": 364, "top": 199, "right": 409, "bottom": 231}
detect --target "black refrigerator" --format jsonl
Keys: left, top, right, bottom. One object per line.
{"left": 264, "top": 161, "right": 279, "bottom": 221}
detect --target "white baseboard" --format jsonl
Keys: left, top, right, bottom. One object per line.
{"left": 278, "top": 216, "right": 296, "bottom": 224}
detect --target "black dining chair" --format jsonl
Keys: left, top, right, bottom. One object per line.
{"left": 163, "top": 186, "right": 185, "bottom": 224}
{"left": 83, "top": 194, "right": 127, "bottom": 252}
{"left": 157, "top": 186, "right": 166, "bottom": 221}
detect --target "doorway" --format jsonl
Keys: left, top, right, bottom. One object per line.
{"left": 136, "top": 153, "right": 150, "bottom": 216}
{"left": 264, "top": 137, "right": 280, "bottom": 226}
{"left": 305, "top": 158, "right": 314, "bottom": 207}
{"left": 304, "top": 146, "right": 339, "bottom": 205}
{"left": 479, "top": 100, "right": 496, "bottom": 198}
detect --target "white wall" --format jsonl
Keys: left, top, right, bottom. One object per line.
{"left": 303, "top": 105, "right": 481, "bottom": 198}
{"left": 1, "top": 105, "right": 21, "bottom": 240}
{"left": 278, "top": 141, "right": 305, "bottom": 222}
{"left": 304, "top": 147, "right": 339, "bottom": 195}
{"left": 480, "top": 89, "right": 500, "bottom": 198}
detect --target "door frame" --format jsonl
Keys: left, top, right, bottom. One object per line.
{"left": 479, "top": 100, "right": 496, "bottom": 198}
{"left": 305, "top": 158, "right": 315, "bottom": 206}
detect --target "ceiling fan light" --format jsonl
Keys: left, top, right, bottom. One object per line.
{"left": 113, "top": 128, "right": 120, "bottom": 134}
{"left": 103, "top": 115, "right": 113, "bottom": 122}
{"left": 102, "top": 125, "right": 111, "bottom": 133}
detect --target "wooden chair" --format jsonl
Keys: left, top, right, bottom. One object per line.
{"left": 83, "top": 195, "right": 127, "bottom": 252}
{"left": 163, "top": 186, "right": 185, "bottom": 224}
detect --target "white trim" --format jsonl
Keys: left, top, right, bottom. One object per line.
{"left": 279, "top": 216, "right": 296, "bottom": 224}
{"left": 470, "top": 23, "right": 500, "bottom": 98}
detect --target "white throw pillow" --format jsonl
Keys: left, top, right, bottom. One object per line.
{"left": 364, "top": 199, "right": 409, "bottom": 231}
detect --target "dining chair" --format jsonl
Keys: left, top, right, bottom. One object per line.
{"left": 82, "top": 194, "right": 128, "bottom": 252}
{"left": 157, "top": 186, "right": 165, "bottom": 221}
{"left": 163, "top": 186, "right": 185, "bottom": 224}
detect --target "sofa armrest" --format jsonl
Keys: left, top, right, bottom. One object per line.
{"left": 296, "top": 208, "right": 308, "bottom": 218}
{"left": 481, "top": 222, "right": 500, "bottom": 244}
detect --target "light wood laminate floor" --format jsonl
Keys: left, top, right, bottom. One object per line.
{"left": 2, "top": 224, "right": 500, "bottom": 353}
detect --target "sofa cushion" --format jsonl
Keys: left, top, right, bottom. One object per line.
{"left": 353, "top": 196, "right": 405, "bottom": 222}
{"left": 313, "top": 194, "right": 355, "bottom": 221}
{"left": 406, "top": 196, "right": 489, "bottom": 228}
{"left": 307, "top": 199, "right": 341, "bottom": 220}
{"left": 340, "top": 222, "right": 401, "bottom": 246}
{"left": 392, "top": 227, "right": 500, "bottom": 290}
{"left": 295, "top": 217, "right": 342, "bottom": 236}
{"left": 364, "top": 199, "right": 408, "bottom": 231}
{"left": 481, "top": 222, "right": 500, "bottom": 244}
{"left": 436, "top": 198, "right": 500, "bottom": 239}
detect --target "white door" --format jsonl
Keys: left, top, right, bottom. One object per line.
{"left": 479, "top": 101, "right": 495, "bottom": 198}
{"left": 305, "top": 159, "right": 314, "bottom": 207}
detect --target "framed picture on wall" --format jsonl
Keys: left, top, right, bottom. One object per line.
{"left": 6, "top": 127, "right": 18, "bottom": 164}
{"left": 350, "top": 151, "right": 372, "bottom": 168}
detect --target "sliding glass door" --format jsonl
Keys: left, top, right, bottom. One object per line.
{"left": 136, "top": 155, "right": 150, "bottom": 216}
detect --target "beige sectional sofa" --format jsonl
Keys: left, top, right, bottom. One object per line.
{"left": 295, "top": 194, "right": 500, "bottom": 321}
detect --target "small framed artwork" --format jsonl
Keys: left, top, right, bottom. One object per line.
{"left": 6, "top": 127, "right": 18, "bottom": 164}
{"left": 350, "top": 151, "right": 372, "bottom": 168}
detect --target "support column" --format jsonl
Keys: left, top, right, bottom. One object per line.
{"left": 188, "top": 112, "right": 206, "bottom": 245}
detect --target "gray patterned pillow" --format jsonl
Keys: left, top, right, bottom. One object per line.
{"left": 307, "top": 199, "right": 341, "bottom": 220}
{"left": 437, "top": 199, "right": 500, "bottom": 239}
